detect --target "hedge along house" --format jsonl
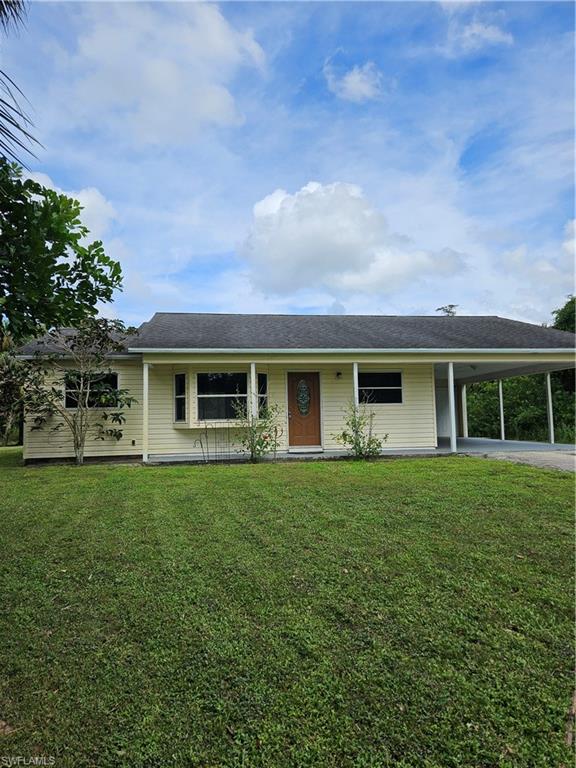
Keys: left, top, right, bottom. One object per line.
{"left": 19, "top": 313, "right": 575, "bottom": 463}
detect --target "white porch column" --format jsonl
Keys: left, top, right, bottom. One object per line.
{"left": 461, "top": 384, "right": 468, "bottom": 438}
{"left": 498, "top": 379, "right": 505, "bottom": 441}
{"left": 142, "top": 362, "right": 149, "bottom": 462}
{"left": 447, "top": 362, "right": 457, "bottom": 453}
{"left": 249, "top": 362, "right": 258, "bottom": 420}
{"left": 546, "top": 372, "right": 555, "bottom": 444}
{"left": 352, "top": 362, "right": 359, "bottom": 407}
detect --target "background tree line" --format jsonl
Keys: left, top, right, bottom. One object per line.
{"left": 466, "top": 297, "right": 575, "bottom": 444}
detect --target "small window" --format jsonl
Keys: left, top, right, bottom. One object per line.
{"left": 174, "top": 373, "right": 187, "bottom": 422}
{"left": 197, "top": 373, "right": 247, "bottom": 420}
{"left": 358, "top": 372, "right": 402, "bottom": 404}
{"left": 65, "top": 372, "right": 118, "bottom": 409}
{"left": 258, "top": 373, "right": 268, "bottom": 417}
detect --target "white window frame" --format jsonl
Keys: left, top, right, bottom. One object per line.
{"left": 358, "top": 370, "right": 403, "bottom": 405}
{"left": 196, "top": 372, "right": 248, "bottom": 421}
{"left": 64, "top": 371, "right": 119, "bottom": 410}
{"left": 173, "top": 372, "right": 187, "bottom": 423}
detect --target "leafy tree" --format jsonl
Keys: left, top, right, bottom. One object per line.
{"left": 436, "top": 305, "right": 458, "bottom": 316}
{"left": 24, "top": 318, "right": 137, "bottom": 465}
{"left": 0, "top": 342, "right": 28, "bottom": 444}
{"left": 0, "top": 161, "right": 122, "bottom": 343}
{"left": 552, "top": 295, "right": 575, "bottom": 333}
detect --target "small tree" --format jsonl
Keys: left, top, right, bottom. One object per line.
{"left": 333, "top": 401, "right": 387, "bottom": 459}
{"left": 25, "top": 318, "right": 137, "bottom": 465}
{"left": 232, "top": 399, "right": 282, "bottom": 463}
{"left": 436, "top": 304, "right": 458, "bottom": 317}
{"left": 0, "top": 345, "right": 28, "bottom": 445}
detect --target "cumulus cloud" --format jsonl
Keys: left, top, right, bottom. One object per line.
{"left": 51, "top": 3, "right": 264, "bottom": 145}
{"left": 324, "top": 60, "right": 383, "bottom": 103}
{"left": 242, "top": 182, "right": 467, "bottom": 296}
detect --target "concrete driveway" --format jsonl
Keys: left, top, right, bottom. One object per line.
{"left": 483, "top": 450, "right": 575, "bottom": 472}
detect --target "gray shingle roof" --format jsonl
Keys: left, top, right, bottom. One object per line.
{"left": 127, "top": 313, "right": 576, "bottom": 350}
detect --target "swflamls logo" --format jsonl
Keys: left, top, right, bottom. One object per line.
{"left": 1, "top": 758, "right": 55, "bottom": 767}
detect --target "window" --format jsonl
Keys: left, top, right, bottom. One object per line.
{"left": 358, "top": 372, "right": 402, "bottom": 404}
{"left": 197, "top": 373, "right": 247, "bottom": 420}
{"left": 65, "top": 372, "right": 118, "bottom": 409}
{"left": 258, "top": 373, "right": 268, "bottom": 417}
{"left": 174, "top": 373, "right": 187, "bottom": 422}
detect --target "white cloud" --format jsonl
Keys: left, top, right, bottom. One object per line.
{"left": 501, "top": 219, "right": 575, "bottom": 297}
{"left": 562, "top": 219, "right": 575, "bottom": 258}
{"left": 440, "top": 13, "right": 513, "bottom": 57}
{"left": 324, "top": 61, "right": 383, "bottom": 103}
{"left": 50, "top": 3, "right": 264, "bottom": 145}
{"left": 242, "top": 182, "right": 467, "bottom": 296}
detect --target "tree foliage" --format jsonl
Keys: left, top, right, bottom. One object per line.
{"left": 24, "top": 318, "right": 137, "bottom": 464}
{"left": 467, "top": 297, "right": 575, "bottom": 444}
{"left": 0, "top": 161, "right": 123, "bottom": 342}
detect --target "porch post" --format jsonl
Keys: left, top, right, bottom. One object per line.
{"left": 352, "top": 362, "right": 359, "bottom": 407}
{"left": 142, "top": 362, "right": 149, "bottom": 462}
{"left": 461, "top": 384, "right": 468, "bottom": 438}
{"left": 498, "top": 379, "right": 505, "bottom": 441}
{"left": 546, "top": 372, "right": 555, "bottom": 444}
{"left": 447, "top": 362, "right": 457, "bottom": 453}
{"left": 250, "top": 362, "right": 258, "bottom": 420}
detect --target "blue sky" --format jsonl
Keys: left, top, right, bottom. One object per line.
{"left": 3, "top": 1, "right": 574, "bottom": 325}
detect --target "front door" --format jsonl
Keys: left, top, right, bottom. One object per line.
{"left": 287, "top": 372, "right": 321, "bottom": 446}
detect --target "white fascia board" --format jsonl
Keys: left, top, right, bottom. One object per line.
{"left": 128, "top": 347, "right": 575, "bottom": 354}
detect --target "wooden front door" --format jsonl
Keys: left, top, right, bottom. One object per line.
{"left": 287, "top": 372, "right": 321, "bottom": 446}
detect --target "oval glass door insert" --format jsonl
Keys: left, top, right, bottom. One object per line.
{"left": 296, "top": 379, "right": 311, "bottom": 416}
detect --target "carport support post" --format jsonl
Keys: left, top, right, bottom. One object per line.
{"left": 250, "top": 362, "right": 258, "bottom": 421}
{"left": 498, "top": 379, "right": 505, "bottom": 441}
{"left": 447, "top": 362, "right": 457, "bottom": 453}
{"left": 142, "top": 362, "right": 149, "bottom": 463}
{"left": 352, "top": 362, "right": 359, "bottom": 407}
{"left": 461, "top": 384, "right": 468, "bottom": 438}
{"left": 546, "top": 372, "right": 555, "bottom": 444}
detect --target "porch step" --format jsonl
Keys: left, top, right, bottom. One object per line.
{"left": 288, "top": 446, "right": 324, "bottom": 454}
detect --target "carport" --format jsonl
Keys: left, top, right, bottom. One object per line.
{"left": 434, "top": 359, "right": 575, "bottom": 452}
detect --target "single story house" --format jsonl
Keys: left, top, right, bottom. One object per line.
{"left": 19, "top": 312, "right": 575, "bottom": 462}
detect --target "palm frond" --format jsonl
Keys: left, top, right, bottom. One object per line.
{"left": 0, "top": 0, "right": 26, "bottom": 32}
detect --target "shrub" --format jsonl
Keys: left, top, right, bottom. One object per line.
{"left": 232, "top": 400, "right": 282, "bottom": 463}
{"left": 334, "top": 401, "right": 387, "bottom": 459}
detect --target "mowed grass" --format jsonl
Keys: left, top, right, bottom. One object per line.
{"left": 0, "top": 448, "right": 573, "bottom": 767}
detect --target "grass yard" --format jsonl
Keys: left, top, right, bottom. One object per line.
{"left": 0, "top": 448, "right": 574, "bottom": 767}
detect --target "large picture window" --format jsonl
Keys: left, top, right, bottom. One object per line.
{"left": 174, "top": 373, "right": 187, "bottom": 422}
{"left": 197, "top": 373, "right": 247, "bottom": 420}
{"left": 65, "top": 372, "right": 118, "bottom": 409}
{"left": 358, "top": 372, "right": 402, "bottom": 404}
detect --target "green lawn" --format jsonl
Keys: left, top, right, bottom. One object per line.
{"left": 0, "top": 448, "right": 573, "bottom": 767}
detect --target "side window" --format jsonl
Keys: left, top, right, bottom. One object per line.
{"left": 174, "top": 373, "right": 187, "bottom": 422}
{"left": 65, "top": 372, "right": 118, "bottom": 408}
